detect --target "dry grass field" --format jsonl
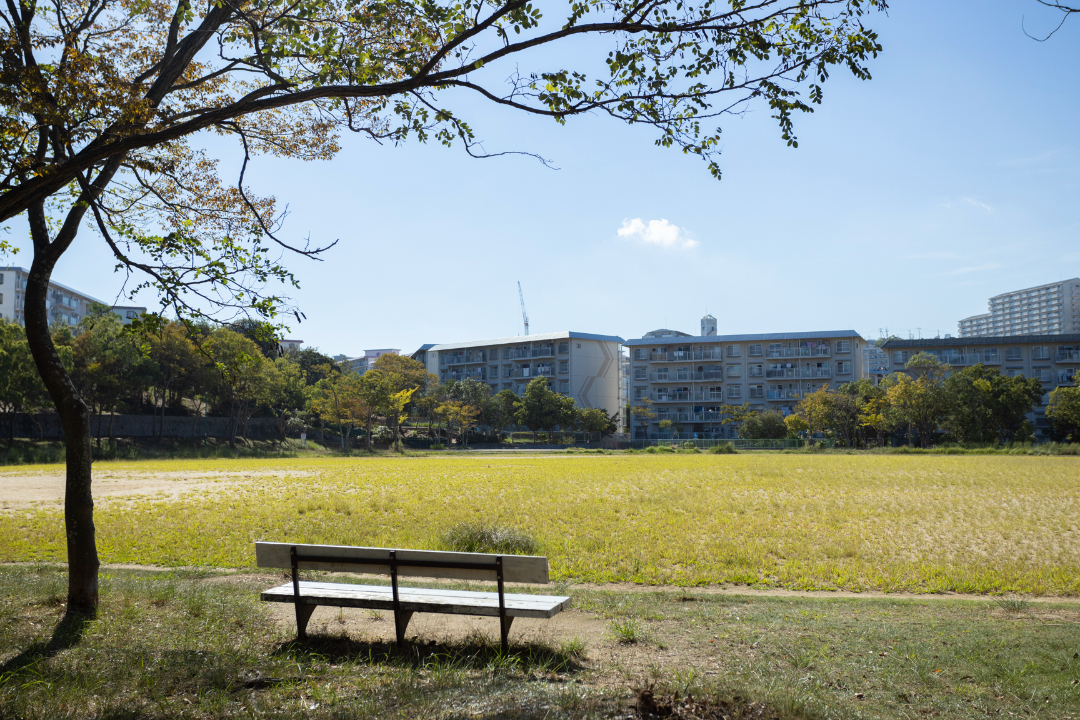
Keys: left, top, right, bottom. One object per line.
{"left": 2, "top": 454, "right": 1078, "bottom": 595}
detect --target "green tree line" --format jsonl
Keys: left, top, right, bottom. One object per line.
{"left": 737, "top": 352, "right": 1073, "bottom": 447}
{"left": 0, "top": 311, "right": 617, "bottom": 449}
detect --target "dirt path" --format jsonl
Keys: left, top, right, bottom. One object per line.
{"left": 0, "top": 469, "right": 307, "bottom": 509}
{"left": 7, "top": 564, "right": 1078, "bottom": 604}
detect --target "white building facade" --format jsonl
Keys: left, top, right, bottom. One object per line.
{"left": 0, "top": 266, "right": 103, "bottom": 327}
{"left": 421, "top": 332, "right": 624, "bottom": 416}
{"left": 959, "top": 278, "right": 1080, "bottom": 337}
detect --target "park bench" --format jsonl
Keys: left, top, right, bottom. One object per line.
{"left": 255, "top": 541, "right": 570, "bottom": 652}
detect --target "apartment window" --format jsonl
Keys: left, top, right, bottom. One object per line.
{"left": 559, "top": 361, "right": 569, "bottom": 374}
{"left": 558, "top": 380, "right": 569, "bottom": 393}
{"left": 749, "top": 385, "right": 764, "bottom": 398}
{"left": 749, "top": 364, "right": 763, "bottom": 377}
{"left": 836, "top": 340, "right": 851, "bottom": 353}
{"left": 767, "top": 343, "right": 782, "bottom": 357}
{"left": 489, "top": 366, "right": 499, "bottom": 378}
{"left": 0, "top": 293, "right": 3, "bottom": 304}
{"left": 634, "top": 387, "right": 646, "bottom": 400}
{"left": 558, "top": 342, "right": 569, "bottom": 354}
{"left": 1039, "top": 369, "right": 1053, "bottom": 382}
{"left": 727, "top": 345, "right": 741, "bottom": 358}
{"left": 1006, "top": 348, "right": 1022, "bottom": 361}
{"left": 727, "top": 386, "right": 742, "bottom": 399}
{"left": 892, "top": 350, "right": 910, "bottom": 364}
{"left": 634, "top": 368, "right": 646, "bottom": 380}
{"left": 656, "top": 368, "right": 669, "bottom": 380}
{"left": 634, "top": 348, "right": 647, "bottom": 360}
{"left": 1006, "top": 368, "right": 1024, "bottom": 378}
{"left": 489, "top": 384, "right": 498, "bottom": 394}
{"left": 726, "top": 365, "right": 741, "bottom": 378}
{"left": 0, "top": 274, "right": 3, "bottom": 284}
{"left": 748, "top": 344, "right": 762, "bottom": 356}
{"left": 837, "top": 361, "right": 851, "bottom": 374}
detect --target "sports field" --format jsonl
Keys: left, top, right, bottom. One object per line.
{"left": 2, "top": 454, "right": 1078, "bottom": 595}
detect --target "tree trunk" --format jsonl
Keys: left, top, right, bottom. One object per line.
{"left": 23, "top": 210, "right": 99, "bottom": 615}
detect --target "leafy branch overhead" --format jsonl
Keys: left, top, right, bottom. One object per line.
{"left": 2, "top": 0, "right": 886, "bottom": 324}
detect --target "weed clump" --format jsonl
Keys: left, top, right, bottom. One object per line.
{"left": 708, "top": 442, "right": 737, "bottom": 454}
{"left": 441, "top": 521, "right": 539, "bottom": 555}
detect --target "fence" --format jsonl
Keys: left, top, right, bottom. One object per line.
{"left": 0, "top": 413, "right": 284, "bottom": 440}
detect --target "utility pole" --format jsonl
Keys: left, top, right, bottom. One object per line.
{"left": 518, "top": 281, "right": 529, "bottom": 336}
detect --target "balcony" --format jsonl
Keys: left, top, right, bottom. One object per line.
{"left": 444, "top": 351, "right": 486, "bottom": 365}
{"left": 446, "top": 370, "right": 485, "bottom": 381}
{"left": 767, "top": 391, "right": 802, "bottom": 401}
{"left": 1056, "top": 351, "right": 1080, "bottom": 363}
{"left": 654, "top": 411, "right": 730, "bottom": 423}
{"left": 648, "top": 349, "right": 725, "bottom": 362}
{"left": 650, "top": 370, "right": 718, "bottom": 381}
{"left": 531, "top": 346, "right": 555, "bottom": 358}
{"left": 506, "top": 368, "right": 533, "bottom": 378}
{"left": 651, "top": 391, "right": 691, "bottom": 402}
{"left": 506, "top": 348, "right": 532, "bottom": 360}
{"left": 766, "top": 347, "right": 831, "bottom": 358}
{"left": 534, "top": 366, "right": 555, "bottom": 377}
{"left": 765, "top": 368, "right": 831, "bottom": 379}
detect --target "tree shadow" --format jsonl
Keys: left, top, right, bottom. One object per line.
{"left": 272, "top": 633, "right": 587, "bottom": 675}
{"left": 0, "top": 611, "right": 93, "bottom": 678}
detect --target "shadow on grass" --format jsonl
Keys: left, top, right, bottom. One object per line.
{"left": 0, "top": 611, "right": 92, "bottom": 679}
{"left": 274, "top": 633, "right": 587, "bottom": 674}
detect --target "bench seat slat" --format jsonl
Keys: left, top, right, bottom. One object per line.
{"left": 261, "top": 581, "right": 570, "bottom": 619}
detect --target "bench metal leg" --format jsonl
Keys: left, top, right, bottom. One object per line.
{"left": 394, "top": 610, "right": 414, "bottom": 645}
{"left": 295, "top": 603, "right": 316, "bottom": 640}
{"left": 500, "top": 616, "right": 514, "bottom": 654}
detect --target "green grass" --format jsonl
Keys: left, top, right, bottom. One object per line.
{"left": 2, "top": 455, "right": 1079, "bottom": 594}
{"left": 2, "top": 567, "right": 1078, "bottom": 719}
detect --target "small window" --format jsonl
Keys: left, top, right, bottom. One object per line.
{"left": 126, "top": 310, "right": 137, "bottom": 319}
{"left": 727, "top": 345, "right": 741, "bottom": 358}
{"left": 634, "top": 368, "right": 646, "bottom": 380}
{"left": 1006, "top": 348, "right": 1022, "bottom": 361}
{"left": 558, "top": 342, "right": 569, "bottom": 354}
{"left": 748, "top": 344, "right": 762, "bottom": 356}
{"left": 634, "top": 348, "right": 646, "bottom": 360}
{"left": 837, "top": 361, "right": 851, "bottom": 374}
{"left": 726, "top": 365, "right": 742, "bottom": 378}
{"left": 634, "top": 387, "right": 646, "bottom": 399}
{"left": 836, "top": 340, "right": 851, "bottom": 353}
{"left": 558, "top": 380, "right": 569, "bottom": 393}
{"left": 727, "top": 386, "right": 742, "bottom": 399}
{"left": 0, "top": 274, "right": 4, "bottom": 284}
{"left": 559, "top": 361, "right": 569, "bottom": 373}
{"left": 0, "top": 293, "right": 3, "bottom": 304}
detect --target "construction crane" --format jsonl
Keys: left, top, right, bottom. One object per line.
{"left": 517, "top": 281, "right": 530, "bottom": 336}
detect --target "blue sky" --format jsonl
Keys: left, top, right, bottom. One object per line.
{"left": 5, "top": 0, "right": 1079, "bottom": 356}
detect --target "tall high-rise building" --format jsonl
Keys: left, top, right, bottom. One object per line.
{"left": 959, "top": 278, "right": 1080, "bottom": 337}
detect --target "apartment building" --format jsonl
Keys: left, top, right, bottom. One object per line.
{"left": 111, "top": 305, "right": 148, "bottom": 325}
{"left": 864, "top": 343, "right": 890, "bottom": 382}
{"left": 881, "top": 334, "right": 1080, "bottom": 437}
{"left": 420, "top": 332, "right": 624, "bottom": 415}
{"left": 958, "top": 278, "right": 1080, "bottom": 337}
{"left": 338, "top": 348, "right": 401, "bottom": 374}
{"left": 626, "top": 324, "right": 868, "bottom": 439}
{"left": 0, "top": 266, "right": 102, "bottom": 327}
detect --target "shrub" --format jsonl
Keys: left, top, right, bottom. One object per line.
{"left": 428, "top": 442, "right": 445, "bottom": 450}
{"left": 708, "top": 442, "right": 737, "bottom": 454}
{"left": 371, "top": 425, "right": 393, "bottom": 443}
{"left": 441, "top": 521, "right": 539, "bottom": 555}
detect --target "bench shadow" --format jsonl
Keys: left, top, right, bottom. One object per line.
{"left": 0, "top": 612, "right": 92, "bottom": 678}
{"left": 272, "top": 633, "right": 587, "bottom": 674}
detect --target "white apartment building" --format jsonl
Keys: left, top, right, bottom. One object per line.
{"left": 863, "top": 343, "right": 890, "bottom": 382}
{"left": 882, "top": 334, "right": 1080, "bottom": 438}
{"left": 420, "top": 332, "right": 624, "bottom": 416}
{"left": 959, "top": 278, "right": 1080, "bottom": 337}
{"left": 0, "top": 266, "right": 102, "bottom": 327}
{"left": 626, "top": 323, "right": 868, "bottom": 439}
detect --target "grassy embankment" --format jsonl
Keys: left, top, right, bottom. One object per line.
{"left": 2, "top": 455, "right": 1078, "bottom": 595}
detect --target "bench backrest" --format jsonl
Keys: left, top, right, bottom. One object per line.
{"left": 255, "top": 542, "right": 549, "bottom": 584}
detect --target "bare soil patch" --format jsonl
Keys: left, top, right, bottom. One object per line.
{"left": 0, "top": 468, "right": 305, "bottom": 509}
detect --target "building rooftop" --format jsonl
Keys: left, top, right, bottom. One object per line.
{"left": 882, "top": 333, "right": 1080, "bottom": 348}
{"left": 989, "top": 278, "right": 1080, "bottom": 299}
{"left": 625, "top": 329, "right": 865, "bottom": 346}
{"left": 427, "top": 331, "right": 624, "bottom": 352}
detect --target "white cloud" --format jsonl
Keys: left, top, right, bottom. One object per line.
{"left": 962, "top": 197, "right": 994, "bottom": 213}
{"left": 617, "top": 218, "right": 698, "bottom": 249}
